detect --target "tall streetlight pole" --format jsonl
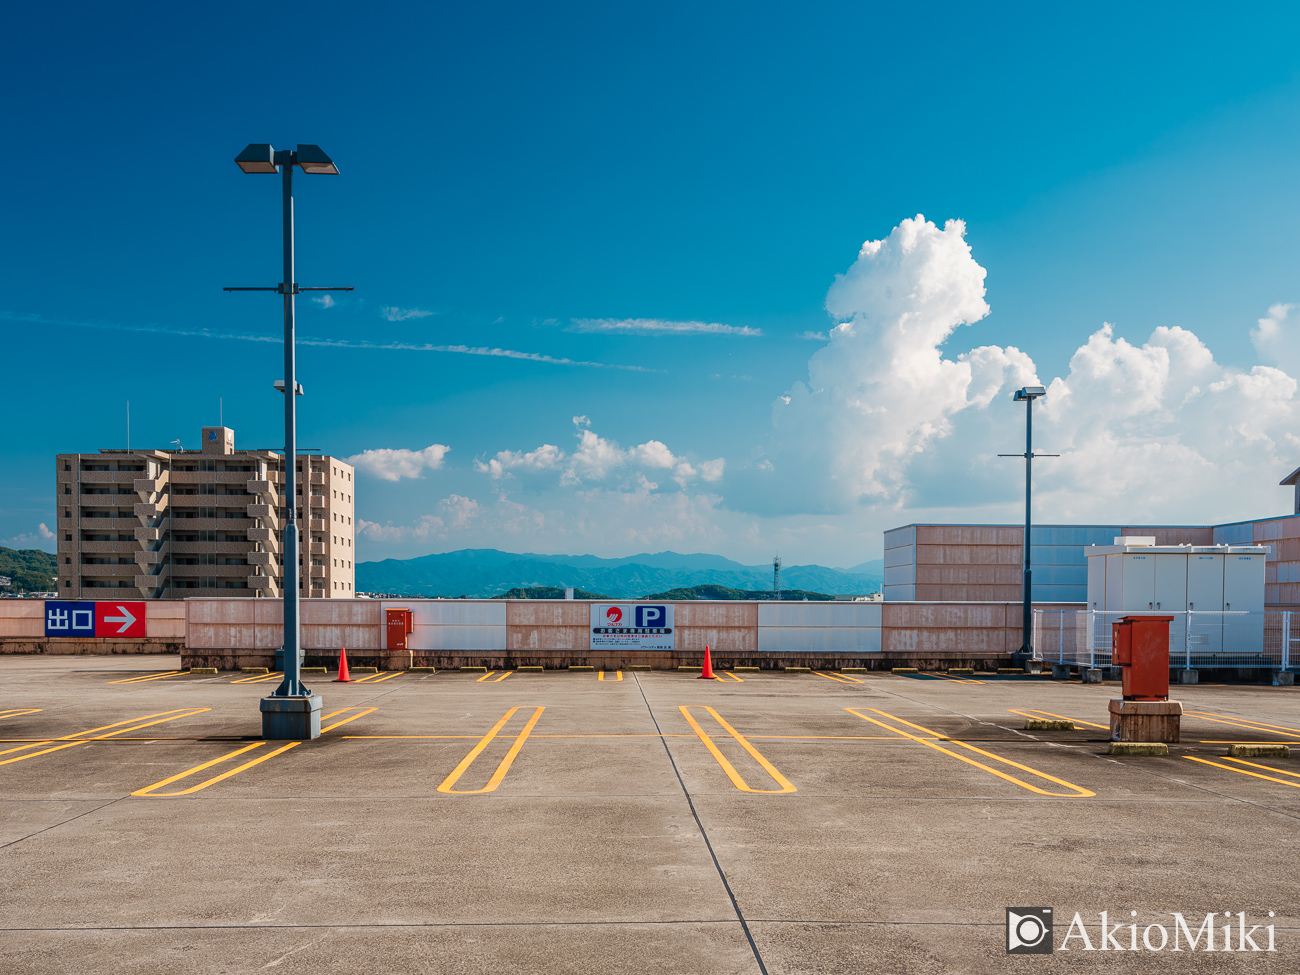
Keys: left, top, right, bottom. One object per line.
{"left": 999, "top": 385, "right": 1056, "bottom": 666}
{"left": 225, "top": 143, "right": 351, "bottom": 740}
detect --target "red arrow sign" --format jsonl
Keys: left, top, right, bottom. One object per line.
{"left": 95, "top": 601, "right": 146, "bottom": 638}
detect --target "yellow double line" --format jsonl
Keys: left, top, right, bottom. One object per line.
{"left": 133, "top": 707, "right": 376, "bottom": 797}
{"left": 848, "top": 708, "right": 1094, "bottom": 798}
{"left": 1185, "top": 755, "right": 1300, "bottom": 789}
{"left": 680, "top": 706, "right": 795, "bottom": 794}
{"left": 474, "top": 671, "right": 512, "bottom": 683}
{"left": 1009, "top": 708, "right": 1108, "bottom": 730}
{"left": 1185, "top": 711, "right": 1300, "bottom": 738}
{"left": 108, "top": 670, "right": 189, "bottom": 685}
{"left": 597, "top": 671, "right": 623, "bottom": 681}
{"left": 438, "top": 707, "right": 544, "bottom": 794}
{"left": 0, "top": 709, "right": 210, "bottom": 767}
{"left": 814, "top": 671, "right": 863, "bottom": 684}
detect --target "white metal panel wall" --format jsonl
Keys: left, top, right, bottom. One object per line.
{"left": 1121, "top": 554, "right": 1156, "bottom": 610}
{"left": 757, "top": 601, "right": 881, "bottom": 653}
{"left": 1224, "top": 554, "right": 1265, "bottom": 613}
{"left": 1087, "top": 555, "right": 1105, "bottom": 610}
{"left": 1105, "top": 554, "right": 1122, "bottom": 611}
{"left": 1153, "top": 554, "right": 1187, "bottom": 612}
{"left": 1187, "top": 555, "right": 1224, "bottom": 611}
{"left": 381, "top": 600, "right": 507, "bottom": 651}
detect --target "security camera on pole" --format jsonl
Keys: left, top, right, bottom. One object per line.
{"left": 999, "top": 386, "right": 1058, "bottom": 670}
{"left": 225, "top": 143, "right": 353, "bottom": 740}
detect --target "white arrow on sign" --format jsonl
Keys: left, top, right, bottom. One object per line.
{"left": 103, "top": 605, "right": 137, "bottom": 634}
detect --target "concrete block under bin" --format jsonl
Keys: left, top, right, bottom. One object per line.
{"left": 261, "top": 695, "right": 322, "bottom": 740}
{"left": 1109, "top": 699, "right": 1181, "bottom": 744}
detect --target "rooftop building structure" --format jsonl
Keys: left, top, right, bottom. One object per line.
{"left": 56, "top": 427, "right": 356, "bottom": 600}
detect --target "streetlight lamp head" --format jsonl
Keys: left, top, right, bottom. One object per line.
{"left": 295, "top": 144, "right": 339, "bottom": 175}
{"left": 234, "top": 144, "right": 279, "bottom": 174}
{"left": 1013, "top": 385, "right": 1047, "bottom": 401}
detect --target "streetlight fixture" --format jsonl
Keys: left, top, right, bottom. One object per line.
{"left": 999, "top": 385, "right": 1057, "bottom": 666}
{"left": 225, "top": 143, "right": 352, "bottom": 741}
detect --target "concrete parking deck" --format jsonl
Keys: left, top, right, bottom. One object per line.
{"left": 1, "top": 656, "right": 1297, "bottom": 973}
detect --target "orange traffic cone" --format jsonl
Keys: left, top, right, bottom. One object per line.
{"left": 699, "top": 644, "right": 718, "bottom": 680}
{"left": 334, "top": 647, "right": 353, "bottom": 682}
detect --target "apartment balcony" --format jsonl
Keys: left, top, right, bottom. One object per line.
{"left": 67, "top": 517, "right": 140, "bottom": 532}
{"left": 134, "top": 475, "right": 166, "bottom": 495}
{"left": 309, "top": 472, "right": 325, "bottom": 485}
{"left": 136, "top": 527, "right": 162, "bottom": 542}
{"left": 246, "top": 551, "right": 277, "bottom": 568}
{"left": 309, "top": 518, "right": 326, "bottom": 532}
{"left": 247, "top": 503, "right": 274, "bottom": 519}
{"left": 246, "top": 479, "right": 279, "bottom": 502}
{"left": 134, "top": 501, "right": 167, "bottom": 520}
{"left": 248, "top": 575, "right": 278, "bottom": 591}
{"left": 134, "top": 549, "right": 165, "bottom": 566}
{"left": 76, "top": 471, "right": 144, "bottom": 485}
{"left": 309, "top": 542, "right": 327, "bottom": 555}
{"left": 79, "top": 489, "right": 138, "bottom": 501}
{"left": 79, "top": 540, "right": 143, "bottom": 555}
{"left": 308, "top": 494, "right": 327, "bottom": 509}
{"left": 80, "top": 563, "right": 140, "bottom": 577}
{"left": 309, "top": 565, "right": 327, "bottom": 578}
{"left": 135, "top": 576, "right": 166, "bottom": 592}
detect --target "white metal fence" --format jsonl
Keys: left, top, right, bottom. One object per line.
{"left": 1033, "top": 610, "right": 1294, "bottom": 671}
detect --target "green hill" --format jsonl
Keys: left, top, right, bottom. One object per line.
{"left": 491, "top": 586, "right": 610, "bottom": 599}
{"left": 641, "top": 584, "right": 834, "bottom": 601}
{"left": 0, "top": 546, "right": 58, "bottom": 593}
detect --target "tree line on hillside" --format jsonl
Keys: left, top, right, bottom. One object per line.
{"left": 0, "top": 547, "right": 58, "bottom": 593}
{"left": 490, "top": 584, "right": 835, "bottom": 601}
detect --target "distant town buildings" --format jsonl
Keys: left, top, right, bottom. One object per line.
{"left": 56, "top": 427, "right": 355, "bottom": 600}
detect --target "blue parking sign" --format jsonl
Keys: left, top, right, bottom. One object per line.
{"left": 46, "top": 600, "right": 96, "bottom": 637}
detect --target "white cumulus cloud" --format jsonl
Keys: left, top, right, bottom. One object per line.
{"left": 311, "top": 294, "right": 335, "bottom": 309}
{"left": 740, "top": 213, "right": 1300, "bottom": 526}
{"left": 381, "top": 306, "right": 434, "bottom": 322}
{"left": 568, "top": 318, "right": 761, "bottom": 337}
{"left": 346, "top": 444, "right": 450, "bottom": 482}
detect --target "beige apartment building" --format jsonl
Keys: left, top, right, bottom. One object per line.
{"left": 56, "top": 427, "right": 356, "bottom": 599}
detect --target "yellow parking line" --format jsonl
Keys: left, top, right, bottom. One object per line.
{"left": 597, "top": 671, "right": 623, "bottom": 681}
{"left": 679, "top": 706, "right": 796, "bottom": 794}
{"left": 1185, "top": 756, "right": 1300, "bottom": 789}
{"left": 1185, "top": 711, "right": 1300, "bottom": 738}
{"left": 1224, "top": 757, "right": 1300, "bottom": 778}
{"left": 0, "top": 709, "right": 43, "bottom": 720}
{"left": 814, "top": 671, "right": 864, "bottom": 684}
{"left": 437, "top": 706, "right": 545, "bottom": 794}
{"left": 320, "top": 707, "right": 377, "bottom": 733}
{"left": 1010, "top": 708, "right": 1109, "bottom": 730}
{"left": 108, "top": 670, "right": 188, "bottom": 685}
{"left": 0, "top": 709, "right": 210, "bottom": 767}
{"left": 474, "top": 671, "right": 499, "bottom": 682}
{"left": 847, "top": 708, "right": 1094, "bottom": 798}
{"left": 355, "top": 671, "right": 403, "bottom": 684}
{"left": 715, "top": 672, "right": 744, "bottom": 683}
{"left": 230, "top": 672, "right": 284, "bottom": 684}
{"left": 931, "top": 672, "right": 986, "bottom": 685}
{"left": 477, "top": 671, "right": 512, "bottom": 683}
{"left": 132, "top": 743, "right": 291, "bottom": 796}
{"left": 1199, "top": 740, "right": 1300, "bottom": 745}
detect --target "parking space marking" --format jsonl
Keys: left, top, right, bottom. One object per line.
{"left": 1185, "top": 711, "right": 1300, "bottom": 738}
{"left": 813, "top": 671, "right": 864, "bottom": 684}
{"left": 715, "top": 672, "right": 744, "bottom": 683}
{"left": 0, "top": 709, "right": 43, "bottom": 721}
{"left": 846, "top": 708, "right": 1095, "bottom": 798}
{"left": 1184, "top": 756, "right": 1300, "bottom": 789}
{"left": 679, "top": 706, "right": 796, "bottom": 794}
{"left": 0, "top": 708, "right": 210, "bottom": 767}
{"left": 320, "top": 706, "right": 378, "bottom": 733}
{"left": 598, "top": 671, "right": 623, "bottom": 681}
{"left": 108, "top": 670, "right": 188, "bottom": 685}
{"left": 930, "top": 672, "right": 986, "bottom": 685}
{"left": 131, "top": 707, "right": 376, "bottom": 797}
{"left": 230, "top": 672, "right": 283, "bottom": 684}
{"left": 355, "top": 671, "right": 403, "bottom": 684}
{"left": 437, "top": 706, "right": 545, "bottom": 794}
{"left": 1010, "top": 708, "right": 1109, "bottom": 730}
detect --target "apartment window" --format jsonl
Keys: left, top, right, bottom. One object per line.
{"left": 65, "top": 534, "right": 71, "bottom": 541}
{"left": 65, "top": 557, "right": 70, "bottom": 564}
{"left": 64, "top": 509, "right": 70, "bottom": 518}
{"left": 64, "top": 463, "right": 71, "bottom": 471}
{"left": 64, "top": 486, "right": 70, "bottom": 495}
{"left": 64, "top": 581, "right": 71, "bottom": 587}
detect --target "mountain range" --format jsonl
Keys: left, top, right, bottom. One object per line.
{"left": 355, "top": 549, "right": 884, "bottom": 599}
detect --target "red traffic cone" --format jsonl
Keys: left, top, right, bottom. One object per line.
{"left": 334, "top": 647, "right": 353, "bottom": 682}
{"left": 699, "top": 644, "right": 718, "bottom": 680}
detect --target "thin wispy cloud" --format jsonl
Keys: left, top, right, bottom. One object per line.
{"left": 382, "top": 306, "right": 434, "bottom": 321}
{"left": 0, "top": 312, "right": 658, "bottom": 372}
{"left": 311, "top": 294, "right": 336, "bottom": 308}
{"left": 569, "top": 318, "right": 762, "bottom": 337}
{"left": 796, "top": 330, "right": 829, "bottom": 341}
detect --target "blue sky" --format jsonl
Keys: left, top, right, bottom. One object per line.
{"left": 5, "top": 2, "right": 1300, "bottom": 565}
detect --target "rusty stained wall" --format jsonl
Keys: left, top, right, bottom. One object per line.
{"left": 914, "top": 525, "right": 1024, "bottom": 602}
{"left": 1254, "top": 517, "right": 1300, "bottom": 608}
{"left": 881, "top": 601, "right": 1078, "bottom": 654}
{"left": 675, "top": 602, "right": 758, "bottom": 653}
{"left": 186, "top": 598, "right": 381, "bottom": 650}
{"left": 506, "top": 601, "right": 589, "bottom": 652}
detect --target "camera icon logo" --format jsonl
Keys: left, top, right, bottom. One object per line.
{"left": 1006, "top": 907, "right": 1053, "bottom": 954}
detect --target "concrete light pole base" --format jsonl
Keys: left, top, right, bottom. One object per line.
{"left": 261, "top": 695, "right": 323, "bottom": 741}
